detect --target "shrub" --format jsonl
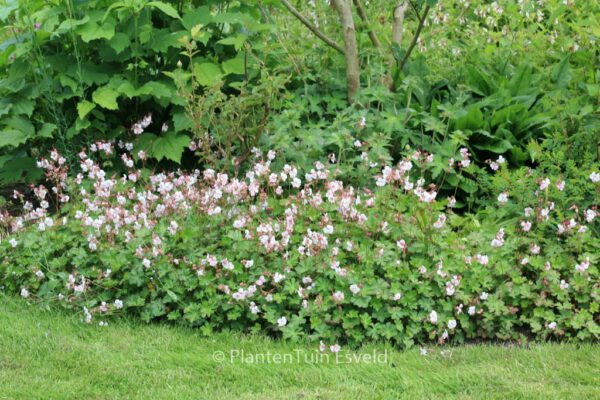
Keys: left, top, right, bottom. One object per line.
{"left": 0, "top": 0, "right": 270, "bottom": 185}
{"left": 1, "top": 144, "right": 598, "bottom": 349}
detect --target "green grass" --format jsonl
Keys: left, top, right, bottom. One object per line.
{"left": 0, "top": 296, "right": 598, "bottom": 400}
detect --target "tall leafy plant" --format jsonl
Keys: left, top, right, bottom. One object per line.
{"left": 0, "top": 0, "right": 269, "bottom": 187}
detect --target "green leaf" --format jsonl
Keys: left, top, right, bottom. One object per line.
{"left": 108, "top": 32, "right": 130, "bottom": 54}
{"left": 172, "top": 112, "right": 193, "bottom": 132}
{"left": 151, "top": 132, "right": 189, "bottom": 163}
{"left": 151, "top": 29, "right": 185, "bottom": 53}
{"left": 0, "top": 155, "right": 42, "bottom": 183}
{"left": 552, "top": 56, "right": 571, "bottom": 89}
{"left": 77, "top": 100, "right": 96, "bottom": 119}
{"left": 136, "top": 81, "right": 173, "bottom": 99}
{"left": 0, "top": 129, "right": 29, "bottom": 148}
{"left": 77, "top": 19, "right": 116, "bottom": 42}
{"left": 92, "top": 86, "right": 119, "bottom": 110}
{"left": 222, "top": 56, "right": 245, "bottom": 75}
{"left": 38, "top": 123, "right": 57, "bottom": 139}
{"left": 4, "top": 116, "right": 34, "bottom": 136}
{"left": 148, "top": 1, "right": 181, "bottom": 20}
{"left": 11, "top": 99, "right": 35, "bottom": 117}
{"left": 217, "top": 34, "right": 247, "bottom": 51}
{"left": 182, "top": 6, "right": 212, "bottom": 30}
{"left": 193, "top": 63, "right": 223, "bottom": 86}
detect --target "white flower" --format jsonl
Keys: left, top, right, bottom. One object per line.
{"left": 575, "top": 257, "right": 590, "bottom": 272}
{"left": 393, "top": 292, "right": 402, "bottom": 301}
{"left": 8, "top": 238, "right": 17, "bottom": 248}
{"left": 330, "top": 344, "right": 341, "bottom": 353}
{"left": 590, "top": 172, "right": 600, "bottom": 183}
{"left": 114, "top": 299, "right": 124, "bottom": 309}
{"left": 559, "top": 280, "right": 569, "bottom": 290}
{"left": 420, "top": 347, "right": 427, "bottom": 356}
{"left": 429, "top": 310, "right": 438, "bottom": 324}
{"left": 480, "top": 292, "right": 489, "bottom": 300}
{"left": 448, "top": 319, "right": 457, "bottom": 329}
{"left": 585, "top": 209, "right": 596, "bottom": 223}
{"left": 548, "top": 322, "right": 557, "bottom": 330}
{"left": 20, "top": 288, "right": 30, "bottom": 298}
{"left": 433, "top": 214, "right": 446, "bottom": 229}
{"left": 333, "top": 291, "right": 345, "bottom": 302}
{"left": 277, "top": 316, "right": 288, "bottom": 327}
{"left": 35, "top": 270, "right": 44, "bottom": 279}
{"left": 468, "top": 306, "right": 476, "bottom": 315}
{"left": 497, "top": 192, "right": 509, "bottom": 204}
{"left": 349, "top": 284, "right": 361, "bottom": 295}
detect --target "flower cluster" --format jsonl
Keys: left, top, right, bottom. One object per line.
{"left": 1, "top": 144, "right": 598, "bottom": 349}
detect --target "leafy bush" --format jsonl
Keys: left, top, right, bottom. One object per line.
{"left": 0, "top": 0, "right": 270, "bottom": 185}
{"left": 1, "top": 145, "right": 598, "bottom": 349}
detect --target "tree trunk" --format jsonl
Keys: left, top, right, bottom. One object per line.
{"left": 392, "top": 2, "right": 408, "bottom": 47}
{"left": 386, "top": 2, "right": 408, "bottom": 91}
{"left": 332, "top": 0, "right": 360, "bottom": 103}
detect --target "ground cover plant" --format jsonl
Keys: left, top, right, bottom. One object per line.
{"left": 0, "top": 140, "right": 598, "bottom": 350}
{"left": 0, "top": 0, "right": 599, "bottom": 367}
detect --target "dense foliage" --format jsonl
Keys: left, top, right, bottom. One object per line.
{"left": 0, "top": 144, "right": 598, "bottom": 348}
{"left": 0, "top": 0, "right": 599, "bottom": 350}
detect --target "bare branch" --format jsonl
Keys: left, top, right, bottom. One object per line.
{"left": 352, "top": 0, "right": 381, "bottom": 48}
{"left": 398, "top": 5, "right": 430, "bottom": 72}
{"left": 408, "top": 0, "right": 424, "bottom": 24}
{"left": 281, "top": 0, "right": 344, "bottom": 54}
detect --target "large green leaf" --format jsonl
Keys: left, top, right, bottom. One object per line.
{"left": 77, "top": 100, "right": 96, "bottom": 119}
{"left": 552, "top": 56, "right": 571, "bottom": 89}
{"left": 77, "top": 19, "right": 116, "bottom": 42}
{"left": 0, "top": 129, "right": 30, "bottom": 148}
{"left": 222, "top": 56, "right": 245, "bottom": 75}
{"left": 148, "top": 1, "right": 181, "bottom": 20}
{"left": 4, "top": 116, "right": 35, "bottom": 137}
{"left": 151, "top": 29, "right": 185, "bottom": 53}
{"left": 193, "top": 63, "right": 223, "bottom": 86}
{"left": 92, "top": 86, "right": 119, "bottom": 110}
{"left": 136, "top": 81, "right": 174, "bottom": 98}
{"left": 455, "top": 106, "right": 484, "bottom": 132}
{"left": 182, "top": 6, "right": 212, "bottom": 30}
{"left": 151, "top": 132, "right": 189, "bottom": 163}
{"left": 37, "top": 123, "right": 57, "bottom": 139}
{"left": 11, "top": 98, "right": 35, "bottom": 117}
{"left": 108, "top": 32, "right": 130, "bottom": 54}
{"left": 0, "top": 155, "right": 42, "bottom": 183}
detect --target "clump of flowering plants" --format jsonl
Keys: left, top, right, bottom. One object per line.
{"left": 0, "top": 142, "right": 598, "bottom": 349}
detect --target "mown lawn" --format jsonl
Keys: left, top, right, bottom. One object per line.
{"left": 0, "top": 295, "right": 598, "bottom": 400}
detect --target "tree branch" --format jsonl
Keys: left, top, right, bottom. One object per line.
{"left": 352, "top": 0, "right": 381, "bottom": 48}
{"left": 398, "top": 5, "right": 430, "bottom": 72}
{"left": 281, "top": 0, "right": 344, "bottom": 54}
